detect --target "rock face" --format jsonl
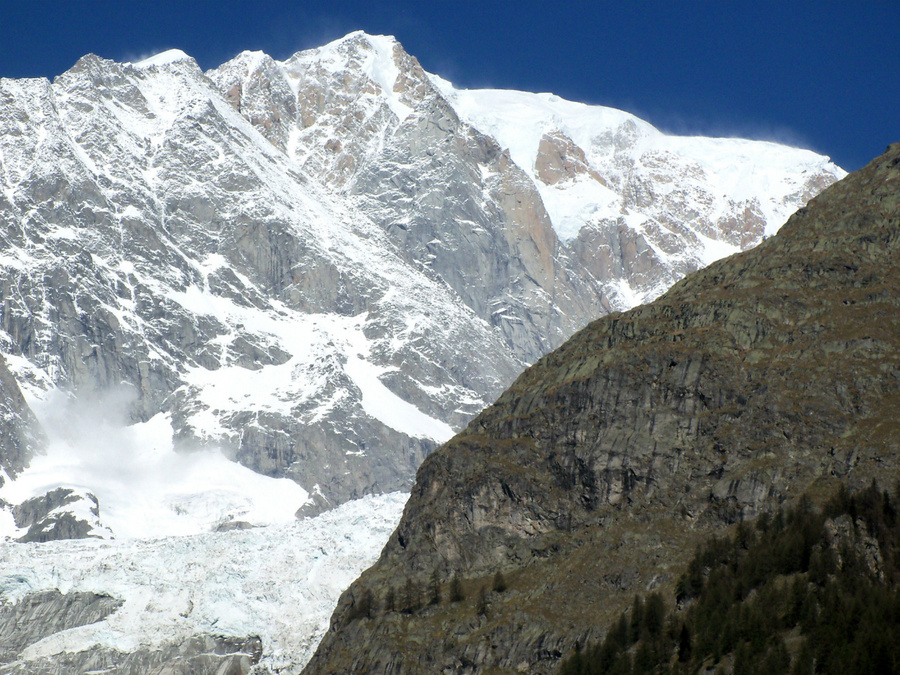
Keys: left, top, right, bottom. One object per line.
{"left": 302, "top": 144, "right": 900, "bottom": 674}
{"left": 0, "top": 593, "right": 262, "bottom": 675}
{"left": 0, "top": 590, "right": 122, "bottom": 664}
{"left": 15, "top": 634, "right": 263, "bottom": 675}
{"left": 0, "top": 355, "right": 42, "bottom": 482}
{"left": 11, "top": 488, "right": 101, "bottom": 542}
{"left": 0, "top": 32, "right": 842, "bottom": 509}
{"left": 207, "top": 35, "right": 607, "bottom": 365}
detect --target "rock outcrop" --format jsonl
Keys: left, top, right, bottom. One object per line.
{"left": 0, "top": 586, "right": 260, "bottom": 675}
{"left": 0, "top": 590, "right": 122, "bottom": 665}
{"left": 0, "top": 620, "right": 261, "bottom": 675}
{"left": 0, "top": 355, "right": 41, "bottom": 482}
{"left": 302, "top": 144, "right": 900, "bottom": 674}
{"left": 11, "top": 488, "right": 101, "bottom": 542}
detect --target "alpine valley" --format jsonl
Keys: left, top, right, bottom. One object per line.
{"left": 0, "top": 31, "right": 847, "bottom": 673}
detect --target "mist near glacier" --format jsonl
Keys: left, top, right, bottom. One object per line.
{"left": 0, "top": 386, "right": 408, "bottom": 671}
{"left": 0, "top": 385, "right": 309, "bottom": 539}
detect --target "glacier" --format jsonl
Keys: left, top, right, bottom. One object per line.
{"left": 0, "top": 492, "right": 407, "bottom": 673}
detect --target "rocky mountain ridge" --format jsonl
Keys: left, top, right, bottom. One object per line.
{"left": 0, "top": 32, "right": 843, "bottom": 519}
{"left": 302, "top": 143, "right": 900, "bottom": 674}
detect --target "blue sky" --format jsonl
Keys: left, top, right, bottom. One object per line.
{"left": 1, "top": 1, "right": 896, "bottom": 171}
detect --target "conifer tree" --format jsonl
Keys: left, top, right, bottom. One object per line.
{"left": 677, "top": 622, "right": 691, "bottom": 663}
{"left": 404, "top": 578, "right": 419, "bottom": 613}
{"left": 629, "top": 594, "right": 644, "bottom": 642}
{"left": 477, "top": 585, "right": 488, "bottom": 615}
{"left": 449, "top": 573, "right": 464, "bottom": 602}
{"left": 429, "top": 568, "right": 441, "bottom": 605}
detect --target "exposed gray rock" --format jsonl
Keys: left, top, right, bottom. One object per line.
{"left": 0, "top": 633, "right": 262, "bottom": 675}
{"left": 349, "top": 107, "right": 607, "bottom": 364}
{"left": 11, "top": 488, "right": 100, "bottom": 543}
{"left": 826, "top": 514, "right": 884, "bottom": 581}
{"left": 0, "top": 590, "right": 122, "bottom": 664}
{"left": 0, "top": 354, "right": 42, "bottom": 482}
{"left": 213, "top": 519, "right": 255, "bottom": 532}
{"left": 0, "top": 587, "right": 257, "bottom": 675}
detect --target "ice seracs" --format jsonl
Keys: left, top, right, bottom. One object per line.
{"left": 0, "top": 492, "right": 407, "bottom": 672}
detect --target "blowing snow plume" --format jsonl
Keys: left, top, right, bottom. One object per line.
{"left": 0, "top": 386, "right": 309, "bottom": 540}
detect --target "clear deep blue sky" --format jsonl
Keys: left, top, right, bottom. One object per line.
{"left": 1, "top": 1, "right": 896, "bottom": 171}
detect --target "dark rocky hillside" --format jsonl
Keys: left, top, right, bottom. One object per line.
{"left": 302, "top": 143, "right": 900, "bottom": 674}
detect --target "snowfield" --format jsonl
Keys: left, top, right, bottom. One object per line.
{"left": 435, "top": 81, "right": 843, "bottom": 246}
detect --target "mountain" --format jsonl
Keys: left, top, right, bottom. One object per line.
{"left": 301, "top": 143, "right": 900, "bottom": 674}
{"left": 0, "top": 31, "right": 847, "bottom": 674}
{"left": 0, "top": 32, "right": 842, "bottom": 522}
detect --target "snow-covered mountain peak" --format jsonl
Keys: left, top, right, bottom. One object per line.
{"left": 1, "top": 40, "right": 517, "bottom": 523}
{"left": 0, "top": 35, "right": 846, "bottom": 521}
{"left": 0, "top": 34, "right": 846, "bottom": 514}
{"left": 280, "top": 31, "right": 410, "bottom": 112}
{"left": 134, "top": 48, "right": 194, "bottom": 69}
{"left": 425, "top": 76, "right": 844, "bottom": 307}
{"left": 289, "top": 30, "right": 401, "bottom": 72}
{"left": 432, "top": 81, "right": 656, "bottom": 171}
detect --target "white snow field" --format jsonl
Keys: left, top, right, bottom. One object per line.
{"left": 435, "top": 81, "right": 844, "bottom": 247}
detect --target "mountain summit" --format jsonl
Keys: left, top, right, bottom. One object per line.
{"left": 302, "top": 143, "right": 900, "bottom": 674}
